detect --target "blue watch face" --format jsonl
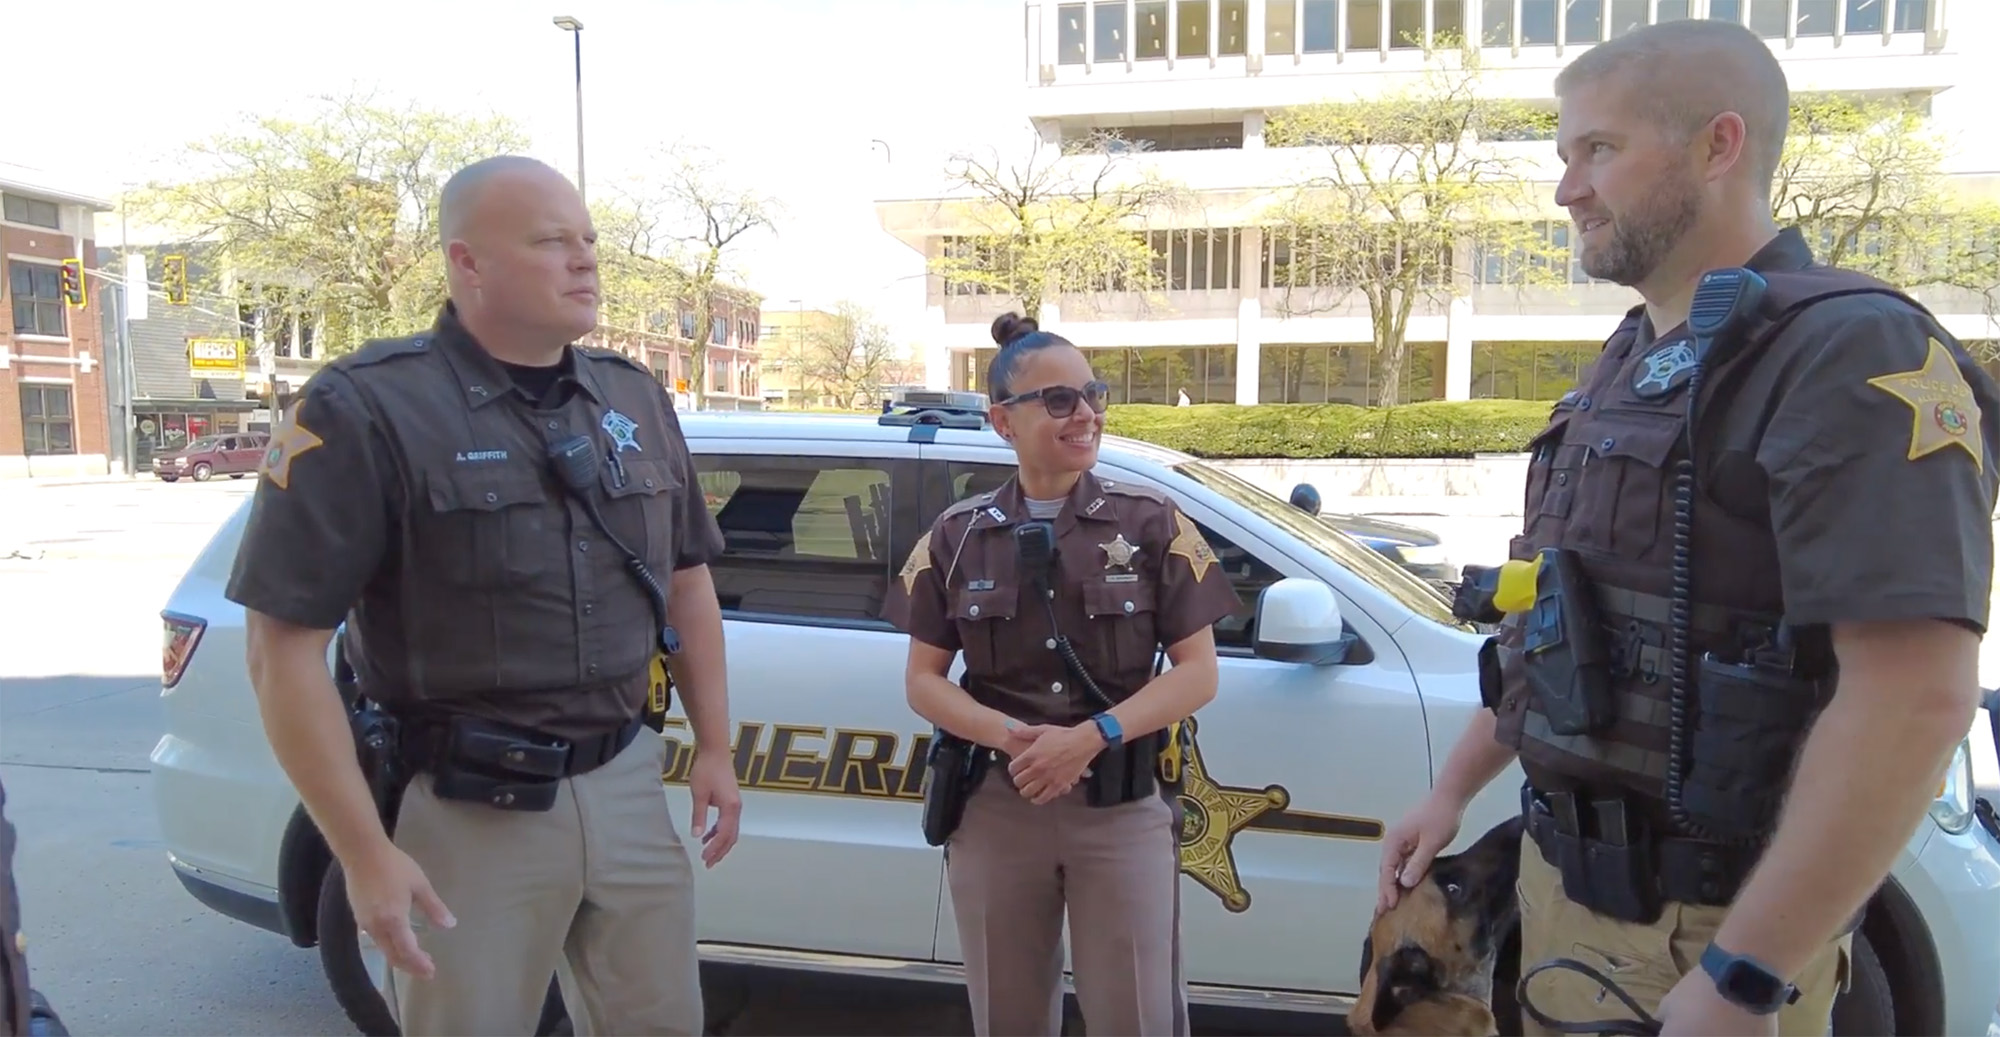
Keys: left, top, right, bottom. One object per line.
{"left": 1094, "top": 714, "right": 1122, "bottom": 743}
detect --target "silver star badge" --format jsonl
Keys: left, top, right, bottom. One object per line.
{"left": 1100, "top": 533, "right": 1139, "bottom": 571}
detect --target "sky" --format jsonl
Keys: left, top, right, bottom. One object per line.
{"left": 1, "top": 0, "right": 1038, "bottom": 344}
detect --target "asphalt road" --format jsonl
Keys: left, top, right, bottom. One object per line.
{"left": 0, "top": 477, "right": 1339, "bottom": 1036}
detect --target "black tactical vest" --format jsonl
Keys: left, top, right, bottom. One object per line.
{"left": 1490, "top": 261, "right": 1959, "bottom": 828}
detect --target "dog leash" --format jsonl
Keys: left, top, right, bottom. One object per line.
{"left": 1516, "top": 958, "right": 1664, "bottom": 1036}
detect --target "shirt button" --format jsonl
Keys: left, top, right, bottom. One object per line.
{"left": 484, "top": 492, "right": 498, "bottom": 504}
{"left": 547, "top": 420, "right": 560, "bottom": 431}
{"left": 645, "top": 478, "right": 656, "bottom": 489}
{"left": 1557, "top": 472, "right": 1569, "bottom": 485}
{"left": 1051, "top": 681, "right": 1064, "bottom": 694}
{"left": 583, "top": 603, "right": 594, "bottom": 616}
{"left": 587, "top": 663, "right": 599, "bottom": 676}
{"left": 1601, "top": 437, "right": 1616, "bottom": 450}
{"left": 578, "top": 541, "right": 589, "bottom": 552}
{"left": 969, "top": 604, "right": 980, "bottom": 617}
{"left": 1046, "top": 589, "right": 1055, "bottom": 600}
{"left": 1045, "top": 638, "right": 1056, "bottom": 649}
{"left": 1123, "top": 600, "right": 1135, "bottom": 614}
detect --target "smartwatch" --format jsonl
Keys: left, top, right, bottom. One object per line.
{"left": 1090, "top": 712, "right": 1124, "bottom": 749}
{"left": 1700, "top": 943, "right": 1799, "bottom": 1015}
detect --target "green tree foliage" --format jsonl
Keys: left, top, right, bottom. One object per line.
{"left": 1775, "top": 94, "right": 2000, "bottom": 319}
{"left": 131, "top": 92, "right": 531, "bottom": 355}
{"left": 926, "top": 131, "right": 1190, "bottom": 318}
{"left": 1262, "top": 39, "right": 1569, "bottom": 407}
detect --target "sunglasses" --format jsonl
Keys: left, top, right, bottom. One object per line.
{"left": 1002, "top": 380, "right": 1110, "bottom": 419}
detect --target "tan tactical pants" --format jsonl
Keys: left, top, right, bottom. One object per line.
{"left": 379, "top": 731, "right": 704, "bottom": 1036}
{"left": 946, "top": 775, "right": 1189, "bottom": 1037}
{"left": 1516, "top": 840, "right": 1850, "bottom": 1037}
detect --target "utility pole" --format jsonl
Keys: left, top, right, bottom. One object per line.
{"left": 554, "top": 15, "right": 586, "bottom": 200}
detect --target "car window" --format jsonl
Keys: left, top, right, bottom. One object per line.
{"left": 942, "top": 461, "right": 1272, "bottom": 653}
{"left": 219, "top": 437, "right": 238, "bottom": 450}
{"left": 695, "top": 453, "right": 898, "bottom": 624}
{"left": 1174, "top": 460, "right": 1474, "bottom": 632}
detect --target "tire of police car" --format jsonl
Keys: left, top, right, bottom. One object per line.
{"left": 1828, "top": 933, "right": 1892, "bottom": 1037}
{"left": 315, "top": 858, "right": 566, "bottom": 1036}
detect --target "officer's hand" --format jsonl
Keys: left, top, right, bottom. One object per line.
{"left": 1000, "top": 719, "right": 1060, "bottom": 758}
{"left": 1655, "top": 962, "right": 1777, "bottom": 1037}
{"left": 347, "top": 846, "right": 455, "bottom": 981}
{"left": 1007, "top": 724, "right": 1101, "bottom": 805}
{"left": 1375, "top": 792, "right": 1465, "bottom": 915}
{"left": 688, "top": 748, "right": 742, "bottom": 869}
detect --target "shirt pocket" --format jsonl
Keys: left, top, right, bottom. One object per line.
{"left": 1567, "top": 409, "right": 1684, "bottom": 563}
{"left": 1083, "top": 578, "right": 1159, "bottom": 686}
{"left": 425, "top": 466, "right": 555, "bottom": 591}
{"left": 951, "top": 585, "right": 1019, "bottom": 678}
{"left": 1523, "top": 410, "right": 1583, "bottom": 539}
{"left": 601, "top": 456, "right": 683, "bottom": 567}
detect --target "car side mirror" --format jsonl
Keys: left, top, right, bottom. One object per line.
{"left": 1253, "top": 577, "right": 1358, "bottom": 665}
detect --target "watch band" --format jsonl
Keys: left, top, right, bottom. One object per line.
{"left": 1700, "top": 942, "right": 1799, "bottom": 1015}
{"left": 1091, "top": 712, "right": 1123, "bottom": 748}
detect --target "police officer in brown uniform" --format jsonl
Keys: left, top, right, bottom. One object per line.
{"left": 1375, "top": 19, "right": 2000, "bottom": 1037}
{"left": 228, "top": 155, "right": 741, "bottom": 1036}
{"left": 884, "top": 314, "right": 1241, "bottom": 1037}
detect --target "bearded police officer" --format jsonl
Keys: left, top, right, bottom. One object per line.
{"left": 1375, "top": 19, "right": 2000, "bottom": 1037}
{"left": 884, "top": 314, "right": 1241, "bottom": 1037}
{"left": 228, "top": 155, "right": 741, "bottom": 1036}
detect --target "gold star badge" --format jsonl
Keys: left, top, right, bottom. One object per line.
{"left": 1868, "top": 337, "right": 1984, "bottom": 472}
{"left": 1175, "top": 716, "right": 1287, "bottom": 913}
{"left": 1100, "top": 533, "right": 1139, "bottom": 571}
{"left": 260, "top": 398, "right": 325, "bottom": 490}
{"left": 1167, "top": 510, "right": 1218, "bottom": 582}
{"left": 898, "top": 530, "right": 933, "bottom": 594}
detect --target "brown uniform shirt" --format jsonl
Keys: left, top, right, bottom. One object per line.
{"left": 882, "top": 471, "right": 1243, "bottom": 726}
{"left": 0, "top": 778, "right": 26, "bottom": 1037}
{"left": 224, "top": 303, "right": 727, "bottom": 739}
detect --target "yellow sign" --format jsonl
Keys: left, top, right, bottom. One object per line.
{"left": 188, "top": 337, "right": 247, "bottom": 379}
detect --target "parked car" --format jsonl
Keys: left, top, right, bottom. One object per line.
{"left": 152, "top": 433, "right": 270, "bottom": 483}
{"left": 1284, "top": 482, "right": 1460, "bottom": 595}
{"left": 150, "top": 391, "right": 2000, "bottom": 1036}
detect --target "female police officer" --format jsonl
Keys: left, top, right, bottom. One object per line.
{"left": 882, "top": 313, "right": 1243, "bottom": 1037}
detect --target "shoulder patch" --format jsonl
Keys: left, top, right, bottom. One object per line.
{"left": 1167, "top": 509, "right": 1219, "bottom": 582}
{"left": 898, "top": 530, "right": 934, "bottom": 594}
{"left": 260, "top": 397, "right": 325, "bottom": 490}
{"left": 335, "top": 334, "right": 432, "bottom": 370}
{"left": 1100, "top": 480, "right": 1168, "bottom": 504}
{"left": 1867, "top": 336, "right": 1985, "bottom": 472}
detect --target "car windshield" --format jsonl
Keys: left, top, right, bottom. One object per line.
{"left": 1173, "top": 460, "right": 1474, "bottom": 632}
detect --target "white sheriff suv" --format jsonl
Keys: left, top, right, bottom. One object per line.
{"left": 150, "top": 391, "right": 2000, "bottom": 1036}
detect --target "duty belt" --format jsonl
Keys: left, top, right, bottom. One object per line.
{"left": 1522, "top": 784, "right": 1760, "bottom": 913}
{"left": 397, "top": 712, "right": 644, "bottom": 781}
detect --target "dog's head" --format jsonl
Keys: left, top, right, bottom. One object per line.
{"left": 1352, "top": 814, "right": 1524, "bottom": 1036}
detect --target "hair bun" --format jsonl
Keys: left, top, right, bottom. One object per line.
{"left": 990, "top": 312, "right": 1039, "bottom": 347}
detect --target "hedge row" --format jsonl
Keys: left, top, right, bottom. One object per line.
{"left": 1102, "top": 399, "right": 1556, "bottom": 460}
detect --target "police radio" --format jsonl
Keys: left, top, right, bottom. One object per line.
{"left": 1665, "top": 267, "right": 1771, "bottom": 847}
{"left": 1014, "top": 520, "right": 1059, "bottom": 583}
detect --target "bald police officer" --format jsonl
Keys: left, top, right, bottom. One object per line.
{"left": 885, "top": 313, "right": 1241, "bottom": 1037}
{"left": 1374, "top": 19, "right": 1999, "bottom": 1037}
{"left": 228, "top": 155, "right": 741, "bottom": 1036}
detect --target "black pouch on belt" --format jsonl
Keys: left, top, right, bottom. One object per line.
{"left": 425, "top": 716, "right": 579, "bottom": 812}
{"left": 921, "top": 731, "right": 988, "bottom": 846}
{"left": 1085, "top": 734, "right": 1160, "bottom": 808}
{"left": 1520, "top": 548, "right": 1617, "bottom": 735}
{"left": 1682, "top": 654, "right": 1821, "bottom": 840}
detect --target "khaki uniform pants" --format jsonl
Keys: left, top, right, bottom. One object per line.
{"left": 1516, "top": 840, "right": 1850, "bottom": 1037}
{"left": 946, "top": 777, "right": 1189, "bottom": 1037}
{"left": 379, "top": 732, "right": 703, "bottom": 1036}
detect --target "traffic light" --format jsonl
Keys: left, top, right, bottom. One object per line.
{"left": 163, "top": 254, "right": 188, "bottom": 305}
{"left": 59, "top": 259, "right": 85, "bottom": 308}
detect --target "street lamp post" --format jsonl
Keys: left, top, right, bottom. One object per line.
{"left": 553, "top": 15, "right": 586, "bottom": 200}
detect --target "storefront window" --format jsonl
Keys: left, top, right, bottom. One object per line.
{"left": 1468, "top": 342, "right": 1599, "bottom": 401}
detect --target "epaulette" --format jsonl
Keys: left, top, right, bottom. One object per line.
{"left": 939, "top": 494, "right": 992, "bottom": 525}
{"left": 333, "top": 333, "right": 434, "bottom": 371}
{"left": 576, "top": 345, "right": 650, "bottom": 375}
{"left": 1100, "top": 478, "right": 1167, "bottom": 504}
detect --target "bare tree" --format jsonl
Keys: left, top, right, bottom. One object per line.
{"left": 1262, "top": 41, "right": 1566, "bottom": 405}
{"left": 927, "top": 131, "right": 1190, "bottom": 318}
{"left": 800, "top": 301, "right": 903, "bottom": 408}
{"left": 598, "top": 143, "right": 779, "bottom": 408}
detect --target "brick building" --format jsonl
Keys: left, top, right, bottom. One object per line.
{"left": 1, "top": 173, "right": 114, "bottom": 479}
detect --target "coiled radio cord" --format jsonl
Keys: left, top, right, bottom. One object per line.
{"left": 1665, "top": 361, "right": 1706, "bottom": 841}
